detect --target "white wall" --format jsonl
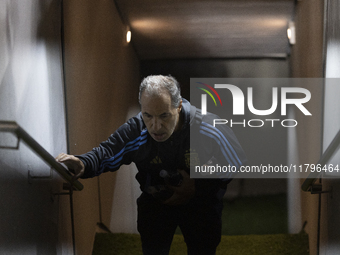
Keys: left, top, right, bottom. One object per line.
{"left": 0, "top": 0, "right": 69, "bottom": 254}
{"left": 109, "top": 107, "right": 142, "bottom": 234}
{"left": 287, "top": 107, "right": 302, "bottom": 234}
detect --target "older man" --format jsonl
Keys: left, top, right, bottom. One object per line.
{"left": 56, "top": 75, "right": 247, "bottom": 255}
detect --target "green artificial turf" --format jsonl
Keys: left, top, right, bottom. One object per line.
{"left": 175, "top": 194, "right": 288, "bottom": 235}
{"left": 222, "top": 194, "right": 288, "bottom": 235}
{"left": 92, "top": 233, "right": 309, "bottom": 255}
{"left": 93, "top": 194, "right": 300, "bottom": 255}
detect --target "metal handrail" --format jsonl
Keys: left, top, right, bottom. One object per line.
{"left": 301, "top": 128, "right": 340, "bottom": 192}
{"left": 0, "top": 120, "right": 83, "bottom": 191}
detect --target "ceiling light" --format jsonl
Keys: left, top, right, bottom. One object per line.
{"left": 126, "top": 30, "right": 131, "bottom": 43}
{"left": 287, "top": 21, "right": 296, "bottom": 45}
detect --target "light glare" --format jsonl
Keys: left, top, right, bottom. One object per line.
{"left": 287, "top": 28, "right": 292, "bottom": 39}
{"left": 126, "top": 31, "right": 131, "bottom": 43}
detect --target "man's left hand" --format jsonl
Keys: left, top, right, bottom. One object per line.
{"left": 163, "top": 169, "right": 195, "bottom": 206}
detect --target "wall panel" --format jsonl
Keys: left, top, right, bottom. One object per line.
{"left": 63, "top": 0, "right": 140, "bottom": 253}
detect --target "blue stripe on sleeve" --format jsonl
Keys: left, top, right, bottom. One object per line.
{"left": 201, "top": 122, "right": 242, "bottom": 166}
{"left": 199, "top": 122, "right": 242, "bottom": 168}
{"left": 199, "top": 129, "right": 238, "bottom": 168}
{"left": 99, "top": 129, "right": 148, "bottom": 172}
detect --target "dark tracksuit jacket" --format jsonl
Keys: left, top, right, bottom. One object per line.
{"left": 77, "top": 98, "right": 247, "bottom": 203}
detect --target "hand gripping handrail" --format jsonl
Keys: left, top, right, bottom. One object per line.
{"left": 301, "top": 128, "right": 340, "bottom": 192}
{"left": 0, "top": 121, "right": 83, "bottom": 191}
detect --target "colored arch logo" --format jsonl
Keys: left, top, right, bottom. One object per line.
{"left": 196, "top": 82, "right": 222, "bottom": 106}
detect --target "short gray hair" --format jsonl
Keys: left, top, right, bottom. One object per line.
{"left": 139, "top": 75, "right": 182, "bottom": 108}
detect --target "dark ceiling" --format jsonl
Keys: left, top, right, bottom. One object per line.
{"left": 115, "top": 0, "right": 295, "bottom": 60}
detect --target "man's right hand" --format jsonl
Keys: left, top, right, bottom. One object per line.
{"left": 55, "top": 153, "right": 85, "bottom": 181}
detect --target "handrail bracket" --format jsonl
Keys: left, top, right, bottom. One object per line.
{"left": 0, "top": 134, "right": 21, "bottom": 150}
{"left": 310, "top": 183, "right": 333, "bottom": 198}
{"left": 28, "top": 167, "right": 54, "bottom": 184}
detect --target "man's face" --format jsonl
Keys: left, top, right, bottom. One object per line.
{"left": 141, "top": 89, "right": 182, "bottom": 142}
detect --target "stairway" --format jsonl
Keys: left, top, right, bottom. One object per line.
{"left": 92, "top": 194, "right": 309, "bottom": 254}
{"left": 92, "top": 232, "right": 309, "bottom": 255}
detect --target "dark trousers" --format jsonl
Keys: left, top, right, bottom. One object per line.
{"left": 137, "top": 193, "right": 223, "bottom": 255}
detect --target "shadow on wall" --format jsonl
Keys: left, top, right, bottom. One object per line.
{"left": 0, "top": 0, "right": 68, "bottom": 254}
{"left": 0, "top": 162, "right": 60, "bottom": 254}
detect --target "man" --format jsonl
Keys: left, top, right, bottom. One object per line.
{"left": 56, "top": 75, "right": 247, "bottom": 255}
